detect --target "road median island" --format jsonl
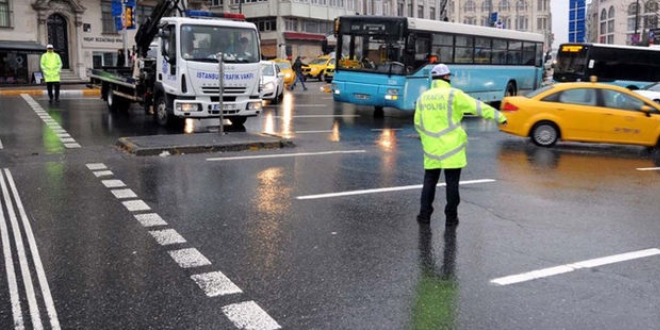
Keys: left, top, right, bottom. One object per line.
{"left": 116, "top": 132, "right": 294, "bottom": 156}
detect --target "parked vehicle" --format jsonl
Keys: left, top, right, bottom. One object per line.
{"left": 633, "top": 82, "right": 660, "bottom": 103}
{"left": 500, "top": 82, "right": 660, "bottom": 147}
{"left": 260, "top": 61, "right": 284, "bottom": 104}
{"left": 302, "top": 55, "right": 334, "bottom": 81}
{"left": 87, "top": 0, "right": 262, "bottom": 127}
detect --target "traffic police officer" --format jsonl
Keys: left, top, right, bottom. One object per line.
{"left": 415, "top": 63, "right": 507, "bottom": 227}
{"left": 40, "top": 44, "right": 63, "bottom": 103}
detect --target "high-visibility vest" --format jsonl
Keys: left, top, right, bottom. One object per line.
{"left": 40, "top": 52, "right": 62, "bottom": 83}
{"left": 414, "top": 79, "right": 507, "bottom": 169}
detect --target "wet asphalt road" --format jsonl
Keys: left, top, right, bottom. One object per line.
{"left": 1, "top": 82, "right": 660, "bottom": 329}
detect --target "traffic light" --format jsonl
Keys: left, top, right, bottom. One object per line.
{"left": 124, "top": 6, "right": 134, "bottom": 28}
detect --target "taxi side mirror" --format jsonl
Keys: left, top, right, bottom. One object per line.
{"left": 640, "top": 105, "right": 653, "bottom": 117}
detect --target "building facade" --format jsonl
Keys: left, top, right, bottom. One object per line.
{"left": 587, "top": 0, "right": 660, "bottom": 46}
{"left": 0, "top": 0, "right": 554, "bottom": 85}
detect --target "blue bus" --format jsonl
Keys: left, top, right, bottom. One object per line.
{"left": 330, "top": 16, "right": 546, "bottom": 115}
{"left": 553, "top": 43, "right": 660, "bottom": 90}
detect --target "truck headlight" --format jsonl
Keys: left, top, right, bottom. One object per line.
{"left": 176, "top": 102, "right": 201, "bottom": 113}
{"left": 247, "top": 101, "right": 262, "bottom": 111}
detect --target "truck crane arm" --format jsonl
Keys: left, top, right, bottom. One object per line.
{"left": 134, "top": 0, "right": 186, "bottom": 58}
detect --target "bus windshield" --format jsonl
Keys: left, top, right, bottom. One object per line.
{"left": 180, "top": 25, "right": 259, "bottom": 63}
{"left": 338, "top": 34, "right": 408, "bottom": 74}
{"left": 553, "top": 44, "right": 589, "bottom": 82}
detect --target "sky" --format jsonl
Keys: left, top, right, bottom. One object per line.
{"left": 551, "top": 0, "right": 569, "bottom": 49}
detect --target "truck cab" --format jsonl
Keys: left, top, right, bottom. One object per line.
{"left": 155, "top": 15, "right": 262, "bottom": 126}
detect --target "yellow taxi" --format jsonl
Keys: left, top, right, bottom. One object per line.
{"left": 302, "top": 55, "right": 334, "bottom": 81}
{"left": 324, "top": 61, "right": 335, "bottom": 83}
{"left": 271, "top": 58, "right": 295, "bottom": 86}
{"left": 500, "top": 82, "right": 660, "bottom": 147}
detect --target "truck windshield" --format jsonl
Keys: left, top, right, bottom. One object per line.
{"left": 181, "top": 25, "right": 259, "bottom": 63}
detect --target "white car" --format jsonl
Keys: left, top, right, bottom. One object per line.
{"left": 260, "top": 60, "right": 285, "bottom": 104}
{"left": 633, "top": 82, "right": 660, "bottom": 103}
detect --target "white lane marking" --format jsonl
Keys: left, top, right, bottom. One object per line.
{"left": 134, "top": 213, "right": 168, "bottom": 227}
{"left": 168, "top": 248, "right": 212, "bottom": 268}
{"left": 636, "top": 167, "right": 660, "bottom": 171}
{"left": 297, "top": 179, "right": 497, "bottom": 200}
{"left": 207, "top": 149, "right": 366, "bottom": 162}
{"left": 4, "top": 170, "right": 61, "bottom": 329}
{"left": 191, "top": 271, "right": 243, "bottom": 297}
{"left": 370, "top": 128, "right": 403, "bottom": 131}
{"left": 110, "top": 188, "right": 137, "bottom": 199}
{"left": 102, "top": 179, "right": 126, "bottom": 188}
{"left": 1, "top": 170, "right": 44, "bottom": 329}
{"left": 0, "top": 137, "right": 3, "bottom": 149}
{"left": 222, "top": 301, "right": 281, "bottom": 330}
{"left": 20, "top": 94, "right": 80, "bottom": 149}
{"left": 122, "top": 200, "right": 151, "bottom": 212}
{"left": 149, "top": 229, "right": 187, "bottom": 246}
{"left": 491, "top": 248, "right": 660, "bottom": 286}
{"left": 295, "top": 130, "right": 334, "bottom": 134}
{"left": 0, "top": 172, "right": 24, "bottom": 328}
{"left": 86, "top": 163, "right": 108, "bottom": 170}
{"left": 93, "top": 170, "right": 113, "bottom": 178}
{"left": 273, "top": 114, "right": 358, "bottom": 117}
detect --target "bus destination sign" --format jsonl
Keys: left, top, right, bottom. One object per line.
{"left": 350, "top": 23, "right": 387, "bottom": 32}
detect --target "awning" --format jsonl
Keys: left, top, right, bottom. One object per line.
{"left": 283, "top": 32, "right": 325, "bottom": 41}
{"left": 0, "top": 40, "right": 47, "bottom": 53}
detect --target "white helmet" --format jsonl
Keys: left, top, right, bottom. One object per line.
{"left": 431, "top": 63, "right": 451, "bottom": 77}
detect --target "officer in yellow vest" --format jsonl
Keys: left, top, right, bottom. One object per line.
{"left": 40, "top": 44, "right": 63, "bottom": 103}
{"left": 415, "top": 63, "right": 507, "bottom": 227}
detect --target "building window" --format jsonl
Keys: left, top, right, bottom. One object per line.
{"left": 537, "top": 0, "right": 548, "bottom": 11}
{"left": 499, "top": 0, "right": 510, "bottom": 12}
{"left": 211, "top": 0, "right": 223, "bottom": 6}
{"left": 645, "top": 0, "right": 658, "bottom": 13}
{"left": 517, "top": 0, "right": 527, "bottom": 11}
{"left": 397, "top": 1, "right": 404, "bottom": 16}
{"left": 249, "top": 17, "right": 277, "bottom": 32}
{"left": 537, "top": 17, "right": 547, "bottom": 30}
{"left": 0, "top": 0, "right": 11, "bottom": 27}
{"left": 284, "top": 18, "right": 298, "bottom": 31}
{"left": 482, "top": 1, "right": 492, "bottom": 13}
{"left": 407, "top": 2, "right": 412, "bottom": 17}
{"left": 430, "top": 7, "right": 435, "bottom": 20}
{"left": 135, "top": 4, "right": 153, "bottom": 26}
{"left": 418, "top": 5, "right": 424, "bottom": 18}
{"left": 101, "top": 0, "right": 116, "bottom": 34}
{"left": 465, "top": 1, "right": 475, "bottom": 12}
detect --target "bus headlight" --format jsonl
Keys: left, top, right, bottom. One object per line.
{"left": 332, "top": 83, "right": 340, "bottom": 95}
{"left": 385, "top": 89, "right": 399, "bottom": 101}
{"left": 176, "top": 102, "right": 201, "bottom": 113}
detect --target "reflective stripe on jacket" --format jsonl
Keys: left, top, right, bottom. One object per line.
{"left": 414, "top": 79, "right": 507, "bottom": 169}
{"left": 40, "top": 52, "right": 62, "bottom": 83}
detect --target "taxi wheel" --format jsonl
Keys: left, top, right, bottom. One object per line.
{"left": 318, "top": 72, "right": 325, "bottom": 82}
{"left": 531, "top": 122, "right": 559, "bottom": 147}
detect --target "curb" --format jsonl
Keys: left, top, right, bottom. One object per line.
{"left": 0, "top": 89, "right": 101, "bottom": 97}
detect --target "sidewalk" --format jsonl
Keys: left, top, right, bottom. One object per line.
{"left": 0, "top": 83, "right": 100, "bottom": 97}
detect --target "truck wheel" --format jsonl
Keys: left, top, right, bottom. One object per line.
{"left": 154, "top": 95, "right": 171, "bottom": 127}
{"left": 106, "top": 88, "right": 129, "bottom": 113}
{"left": 227, "top": 116, "right": 247, "bottom": 126}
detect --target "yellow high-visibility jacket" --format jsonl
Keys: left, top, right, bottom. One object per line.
{"left": 414, "top": 79, "right": 507, "bottom": 169}
{"left": 40, "top": 52, "right": 62, "bottom": 83}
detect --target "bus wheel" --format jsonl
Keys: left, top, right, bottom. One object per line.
{"left": 531, "top": 121, "right": 559, "bottom": 147}
{"left": 154, "top": 95, "right": 171, "bottom": 127}
{"left": 505, "top": 82, "right": 517, "bottom": 97}
{"left": 374, "top": 106, "right": 384, "bottom": 118}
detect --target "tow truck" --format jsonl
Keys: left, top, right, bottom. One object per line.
{"left": 87, "top": 0, "right": 262, "bottom": 126}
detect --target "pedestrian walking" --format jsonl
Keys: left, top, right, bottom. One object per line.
{"left": 116, "top": 48, "right": 126, "bottom": 67}
{"left": 40, "top": 44, "right": 62, "bottom": 103}
{"left": 290, "top": 56, "right": 307, "bottom": 91}
{"left": 414, "top": 63, "right": 507, "bottom": 228}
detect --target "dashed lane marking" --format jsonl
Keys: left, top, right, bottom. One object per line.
{"left": 20, "top": 94, "right": 81, "bottom": 149}
{"left": 86, "top": 163, "right": 282, "bottom": 329}
{"left": 491, "top": 248, "right": 660, "bottom": 286}
{"left": 222, "top": 301, "right": 282, "bottom": 330}
{"left": 296, "top": 179, "right": 497, "bottom": 200}
{"left": 207, "top": 149, "right": 366, "bottom": 162}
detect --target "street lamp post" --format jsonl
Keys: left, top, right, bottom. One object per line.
{"left": 634, "top": 0, "right": 640, "bottom": 44}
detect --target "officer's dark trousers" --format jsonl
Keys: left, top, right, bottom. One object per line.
{"left": 46, "top": 82, "right": 60, "bottom": 101}
{"left": 419, "top": 168, "right": 462, "bottom": 220}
